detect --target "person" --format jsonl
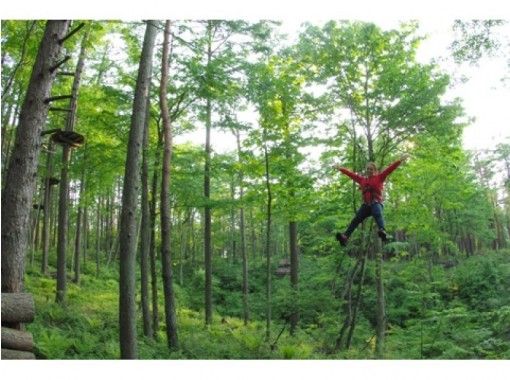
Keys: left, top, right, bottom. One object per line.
{"left": 333, "top": 154, "right": 409, "bottom": 246}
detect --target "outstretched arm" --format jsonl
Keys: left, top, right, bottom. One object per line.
{"left": 379, "top": 154, "right": 410, "bottom": 180}
{"left": 333, "top": 164, "right": 363, "bottom": 183}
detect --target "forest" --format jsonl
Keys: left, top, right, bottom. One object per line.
{"left": 1, "top": 19, "right": 510, "bottom": 361}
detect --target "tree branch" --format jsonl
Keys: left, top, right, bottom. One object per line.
{"left": 59, "top": 22, "right": 85, "bottom": 44}
{"left": 49, "top": 55, "right": 71, "bottom": 73}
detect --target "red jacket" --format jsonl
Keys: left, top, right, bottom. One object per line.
{"left": 339, "top": 160, "right": 402, "bottom": 204}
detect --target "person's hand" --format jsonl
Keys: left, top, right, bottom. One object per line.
{"left": 400, "top": 153, "right": 410, "bottom": 163}
{"left": 333, "top": 164, "right": 342, "bottom": 171}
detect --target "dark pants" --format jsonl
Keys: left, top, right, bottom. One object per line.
{"left": 344, "top": 202, "right": 385, "bottom": 237}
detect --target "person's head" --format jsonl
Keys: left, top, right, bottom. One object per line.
{"left": 366, "top": 162, "right": 378, "bottom": 176}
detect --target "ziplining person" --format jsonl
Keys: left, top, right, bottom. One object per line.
{"left": 333, "top": 153, "right": 410, "bottom": 246}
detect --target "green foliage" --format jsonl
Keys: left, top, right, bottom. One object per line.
{"left": 451, "top": 20, "right": 507, "bottom": 65}
{"left": 384, "top": 252, "right": 510, "bottom": 358}
{"left": 452, "top": 252, "right": 510, "bottom": 310}
{"left": 23, "top": 249, "right": 510, "bottom": 359}
{"left": 4, "top": 19, "right": 509, "bottom": 361}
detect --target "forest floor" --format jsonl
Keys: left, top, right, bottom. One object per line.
{"left": 24, "top": 249, "right": 510, "bottom": 359}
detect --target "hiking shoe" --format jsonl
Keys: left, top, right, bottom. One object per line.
{"left": 377, "top": 229, "right": 389, "bottom": 242}
{"left": 335, "top": 232, "right": 349, "bottom": 247}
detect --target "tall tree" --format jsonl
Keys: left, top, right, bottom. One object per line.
{"left": 263, "top": 127, "right": 273, "bottom": 341}
{"left": 2, "top": 20, "right": 70, "bottom": 294}
{"left": 118, "top": 20, "right": 157, "bottom": 359}
{"left": 55, "top": 23, "right": 89, "bottom": 303}
{"left": 179, "top": 20, "right": 252, "bottom": 325}
{"left": 299, "top": 21, "right": 465, "bottom": 357}
{"left": 150, "top": 126, "right": 162, "bottom": 340}
{"left": 73, "top": 146, "right": 87, "bottom": 284}
{"left": 140, "top": 94, "right": 153, "bottom": 338}
{"left": 203, "top": 20, "right": 214, "bottom": 326}
{"left": 159, "top": 20, "right": 179, "bottom": 349}
{"left": 41, "top": 140, "right": 55, "bottom": 275}
{"left": 232, "top": 127, "right": 250, "bottom": 325}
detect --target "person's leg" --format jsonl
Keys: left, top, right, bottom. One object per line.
{"left": 371, "top": 202, "right": 385, "bottom": 230}
{"left": 371, "top": 202, "right": 388, "bottom": 241}
{"left": 345, "top": 204, "right": 371, "bottom": 236}
{"left": 336, "top": 204, "right": 371, "bottom": 245}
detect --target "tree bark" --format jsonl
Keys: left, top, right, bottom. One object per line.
{"left": 1, "top": 348, "right": 36, "bottom": 360}
{"left": 140, "top": 94, "right": 153, "bottom": 338}
{"left": 1, "top": 21, "right": 70, "bottom": 293}
{"left": 1, "top": 327, "right": 34, "bottom": 352}
{"left": 118, "top": 20, "right": 157, "bottom": 359}
{"left": 1, "top": 293, "right": 35, "bottom": 323}
{"left": 159, "top": 20, "right": 179, "bottom": 349}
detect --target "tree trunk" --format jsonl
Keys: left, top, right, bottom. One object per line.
{"left": 83, "top": 204, "right": 89, "bottom": 265}
{"left": 41, "top": 141, "right": 55, "bottom": 275}
{"left": 159, "top": 20, "right": 179, "bottom": 350}
{"left": 1, "top": 293, "right": 35, "bottom": 323}
{"left": 140, "top": 94, "right": 153, "bottom": 338}
{"left": 95, "top": 196, "right": 101, "bottom": 276}
{"left": 249, "top": 208, "right": 256, "bottom": 259}
{"left": 203, "top": 21, "right": 216, "bottom": 326}
{"left": 375, "top": 236, "right": 386, "bottom": 359}
{"left": 30, "top": 180, "right": 44, "bottom": 262}
{"left": 1, "top": 327, "right": 34, "bottom": 352}
{"left": 335, "top": 252, "right": 364, "bottom": 351}
{"left": 50, "top": 187, "right": 58, "bottom": 248}
{"left": 1, "top": 97, "right": 15, "bottom": 168}
{"left": 263, "top": 136, "right": 272, "bottom": 341}
{"left": 204, "top": 106, "right": 213, "bottom": 321}
{"left": 234, "top": 132, "right": 249, "bottom": 325}
{"left": 289, "top": 221, "right": 299, "bottom": 335}
{"left": 150, "top": 149, "right": 160, "bottom": 340}
{"left": 191, "top": 209, "right": 197, "bottom": 268}
{"left": 2, "top": 85, "right": 23, "bottom": 183}
{"left": 55, "top": 144, "right": 70, "bottom": 303}
{"left": 1, "top": 348, "right": 36, "bottom": 360}
{"left": 229, "top": 180, "right": 236, "bottom": 262}
{"left": 108, "top": 190, "right": 115, "bottom": 253}
{"left": 73, "top": 160, "right": 86, "bottom": 284}
{"left": 1, "top": 21, "right": 70, "bottom": 294}
{"left": 118, "top": 20, "right": 157, "bottom": 359}
{"left": 178, "top": 211, "right": 188, "bottom": 286}
{"left": 56, "top": 26, "right": 89, "bottom": 304}
{"left": 346, "top": 251, "right": 367, "bottom": 349}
